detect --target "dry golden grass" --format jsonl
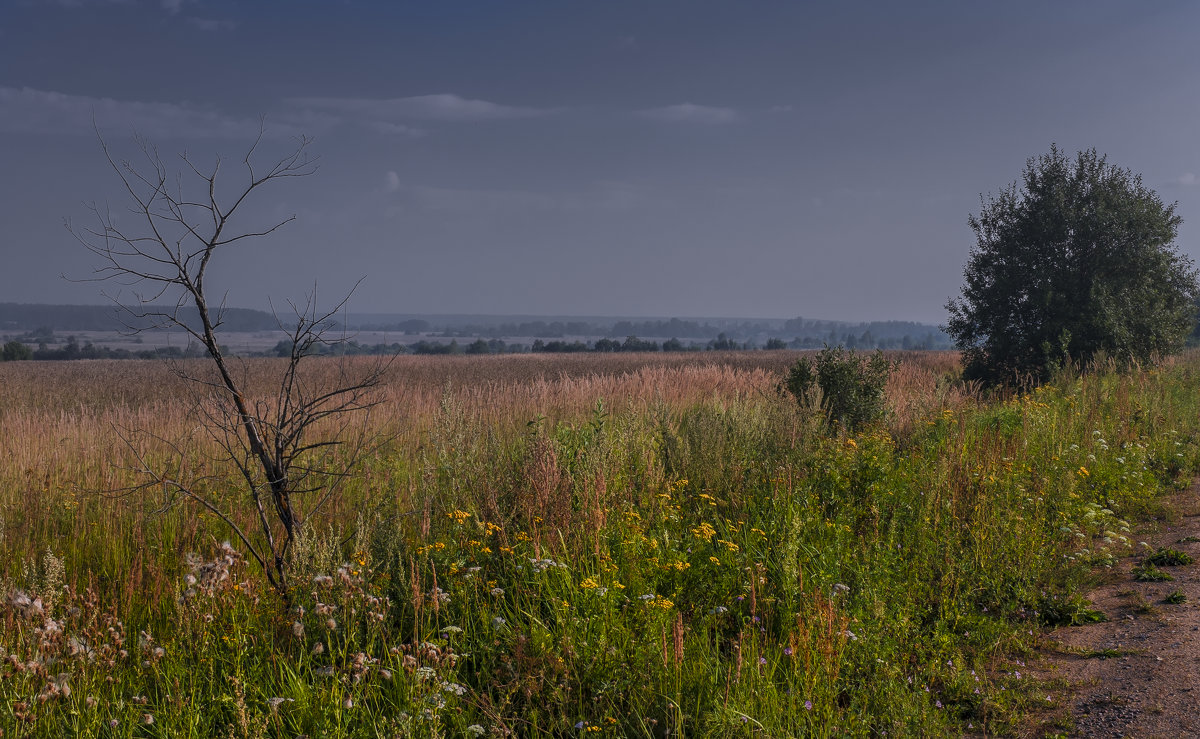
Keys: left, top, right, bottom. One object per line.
{"left": 0, "top": 350, "right": 961, "bottom": 604}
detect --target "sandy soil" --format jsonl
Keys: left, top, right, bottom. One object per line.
{"left": 1028, "top": 486, "right": 1200, "bottom": 738}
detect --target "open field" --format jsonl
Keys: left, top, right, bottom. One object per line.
{"left": 2, "top": 350, "right": 1199, "bottom": 736}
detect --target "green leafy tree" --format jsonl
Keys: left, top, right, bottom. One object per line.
{"left": 946, "top": 146, "right": 1199, "bottom": 385}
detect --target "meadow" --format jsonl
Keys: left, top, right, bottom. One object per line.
{"left": 2, "top": 350, "right": 1199, "bottom": 736}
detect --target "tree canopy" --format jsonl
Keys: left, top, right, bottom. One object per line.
{"left": 945, "top": 145, "right": 1199, "bottom": 385}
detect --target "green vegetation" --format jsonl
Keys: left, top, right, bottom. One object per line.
{"left": 1164, "top": 589, "right": 1187, "bottom": 604}
{"left": 946, "top": 145, "right": 1199, "bottom": 385}
{"left": 1132, "top": 564, "right": 1174, "bottom": 582}
{"left": 1145, "top": 548, "right": 1194, "bottom": 566}
{"left": 3, "top": 352, "right": 1200, "bottom": 735}
{"left": 782, "top": 346, "right": 894, "bottom": 431}
{"left": 1, "top": 340, "right": 32, "bottom": 361}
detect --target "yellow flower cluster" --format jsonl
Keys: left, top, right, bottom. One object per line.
{"left": 692, "top": 522, "right": 717, "bottom": 540}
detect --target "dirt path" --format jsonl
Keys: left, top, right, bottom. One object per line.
{"left": 1029, "top": 486, "right": 1200, "bottom": 738}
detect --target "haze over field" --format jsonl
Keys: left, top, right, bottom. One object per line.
{"left": 2, "top": 1, "right": 1199, "bottom": 323}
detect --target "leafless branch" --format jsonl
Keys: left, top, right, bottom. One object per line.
{"left": 70, "top": 126, "right": 386, "bottom": 603}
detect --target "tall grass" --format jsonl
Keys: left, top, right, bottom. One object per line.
{"left": 1, "top": 351, "right": 1197, "bottom": 736}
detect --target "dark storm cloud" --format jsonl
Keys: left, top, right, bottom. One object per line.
{"left": 3, "top": 1, "right": 1200, "bottom": 323}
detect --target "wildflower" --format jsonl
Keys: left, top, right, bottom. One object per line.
{"left": 142, "top": 714, "right": 155, "bottom": 725}
{"left": 343, "top": 697, "right": 354, "bottom": 709}
{"left": 466, "top": 726, "right": 486, "bottom": 736}
{"left": 638, "top": 594, "right": 656, "bottom": 601}
{"left": 832, "top": 583, "right": 850, "bottom": 596}
{"left": 758, "top": 657, "right": 767, "bottom": 665}
{"left": 804, "top": 700, "right": 812, "bottom": 710}
{"left": 935, "top": 700, "right": 943, "bottom": 709}
{"left": 783, "top": 647, "right": 793, "bottom": 656}
{"left": 1078, "top": 466, "right": 1090, "bottom": 478}
{"left": 312, "top": 641, "right": 325, "bottom": 656}
{"left": 490, "top": 587, "right": 505, "bottom": 597}
{"left": 492, "top": 616, "right": 507, "bottom": 627}
{"left": 709, "top": 606, "right": 728, "bottom": 615}
{"left": 580, "top": 577, "right": 599, "bottom": 590}
{"left": 293, "top": 621, "right": 305, "bottom": 638}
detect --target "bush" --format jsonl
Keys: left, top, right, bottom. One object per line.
{"left": 1, "top": 340, "right": 32, "bottom": 361}
{"left": 782, "top": 346, "right": 893, "bottom": 431}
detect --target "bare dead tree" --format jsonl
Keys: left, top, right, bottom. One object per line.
{"left": 70, "top": 126, "right": 386, "bottom": 598}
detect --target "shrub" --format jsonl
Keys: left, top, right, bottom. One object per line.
{"left": 782, "top": 346, "right": 893, "bottom": 432}
{"left": 1132, "top": 563, "right": 1174, "bottom": 582}
{"left": 1145, "top": 548, "right": 1194, "bottom": 566}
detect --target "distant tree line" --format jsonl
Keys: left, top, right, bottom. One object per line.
{"left": 0, "top": 336, "right": 210, "bottom": 361}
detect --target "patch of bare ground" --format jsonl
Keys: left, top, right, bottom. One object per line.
{"left": 1025, "top": 484, "right": 1200, "bottom": 738}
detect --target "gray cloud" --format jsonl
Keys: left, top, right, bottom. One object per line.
{"left": 388, "top": 181, "right": 650, "bottom": 216}
{"left": 289, "top": 93, "right": 553, "bottom": 122}
{"left": 186, "top": 17, "right": 237, "bottom": 32}
{"left": 1177, "top": 172, "right": 1197, "bottom": 186}
{"left": 637, "top": 103, "right": 740, "bottom": 124}
{"left": 0, "top": 86, "right": 297, "bottom": 139}
{"left": 32, "top": 0, "right": 132, "bottom": 7}
{"left": 363, "top": 120, "right": 426, "bottom": 137}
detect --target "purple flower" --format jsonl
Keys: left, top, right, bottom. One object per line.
{"left": 935, "top": 700, "right": 943, "bottom": 709}
{"left": 759, "top": 657, "right": 767, "bottom": 665}
{"left": 784, "top": 647, "right": 793, "bottom": 656}
{"left": 804, "top": 700, "right": 812, "bottom": 711}
{"left": 575, "top": 722, "right": 585, "bottom": 729}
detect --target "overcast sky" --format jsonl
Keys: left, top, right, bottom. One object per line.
{"left": 3, "top": 1, "right": 1199, "bottom": 324}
